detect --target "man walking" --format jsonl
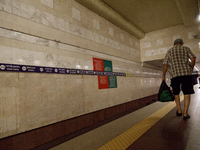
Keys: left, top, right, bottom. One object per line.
{"left": 162, "top": 38, "right": 196, "bottom": 120}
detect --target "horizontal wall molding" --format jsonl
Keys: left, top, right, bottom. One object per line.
{"left": 74, "top": 0, "right": 145, "bottom": 39}
{"left": 0, "top": 27, "right": 162, "bottom": 78}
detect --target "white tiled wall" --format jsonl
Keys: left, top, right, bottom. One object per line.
{"left": 0, "top": 0, "right": 163, "bottom": 139}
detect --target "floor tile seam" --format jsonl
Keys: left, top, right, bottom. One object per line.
{"left": 98, "top": 96, "right": 185, "bottom": 150}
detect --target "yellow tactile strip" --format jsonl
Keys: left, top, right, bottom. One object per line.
{"left": 98, "top": 95, "right": 184, "bottom": 150}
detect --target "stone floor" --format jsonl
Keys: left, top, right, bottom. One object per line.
{"left": 50, "top": 85, "right": 200, "bottom": 150}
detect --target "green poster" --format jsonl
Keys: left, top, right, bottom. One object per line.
{"left": 103, "top": 60, "right": 112, "bottom": 72}
{"left": 108, "top": 76, "right": 117, "bottom": 88}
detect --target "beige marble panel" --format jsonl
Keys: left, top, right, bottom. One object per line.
{"left": 0, "top": 71, "right": 161, "bottom": 138}
{"left": 1, "top": 1, "right": 140, "bottom": 62}
{"left": 141, "top": 25, "right": 200, "bottom": 62}
{"left": 0, "top": 0, "right": 163, "bottom": 139}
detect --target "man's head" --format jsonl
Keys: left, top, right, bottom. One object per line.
{"left": 174, "top": 38, "right": 184, "bottom": 46}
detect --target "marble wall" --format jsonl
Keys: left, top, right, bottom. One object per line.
{"left": 140, "top": 25, "right": 200, "bottom": 63}
{"left": 0, "top": 0, "right": 163, "bottom": 139}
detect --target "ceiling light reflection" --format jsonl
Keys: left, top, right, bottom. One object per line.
{"left": 76, "top": 65, "right": 81, "bottom": 69}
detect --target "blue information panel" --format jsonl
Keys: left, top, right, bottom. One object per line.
{"left": 0, "top": 63, "right": 126, "bottom": 76}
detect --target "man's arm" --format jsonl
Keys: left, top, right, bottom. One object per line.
{"left": 162, "top": 64, "right": 168, "bottom": 82}
{"left": 190, "top": 57, "right": 196, "bottom": 71}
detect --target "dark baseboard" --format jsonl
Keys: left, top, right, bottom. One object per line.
{"left": 0, "top": 95, "right": 157, "bottom": 150}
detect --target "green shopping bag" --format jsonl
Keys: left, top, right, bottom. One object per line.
{"left": 158, "top": 81, "right": 174, "bottom": 102}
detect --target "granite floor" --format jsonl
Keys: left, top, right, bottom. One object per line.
{"left": 49, "top": 85, "right": 200, "bottom": 150}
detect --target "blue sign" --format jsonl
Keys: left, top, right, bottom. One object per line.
{"left": 0, "top": 63, "right": 126, "bottom": 76}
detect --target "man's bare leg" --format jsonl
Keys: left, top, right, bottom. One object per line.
{"left": 175, "top": 95, "right": 182, "bottom": 113}
{"left": 183, "top": 94, "right": 190, "bottom": 116}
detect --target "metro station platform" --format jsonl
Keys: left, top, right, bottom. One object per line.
{"left": 36, "top": 85, "right": 200, "bottom": 150}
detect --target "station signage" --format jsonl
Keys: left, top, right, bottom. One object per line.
{"left": 0, "top": 63, "right": 125, "bottom": 77}
{"left": 93, "top": 58, "right": 118, "bottom": 89}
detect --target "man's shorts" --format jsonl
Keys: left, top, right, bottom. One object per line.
{"left": 171, "top": 76, "right": 194, "bottom": 95}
